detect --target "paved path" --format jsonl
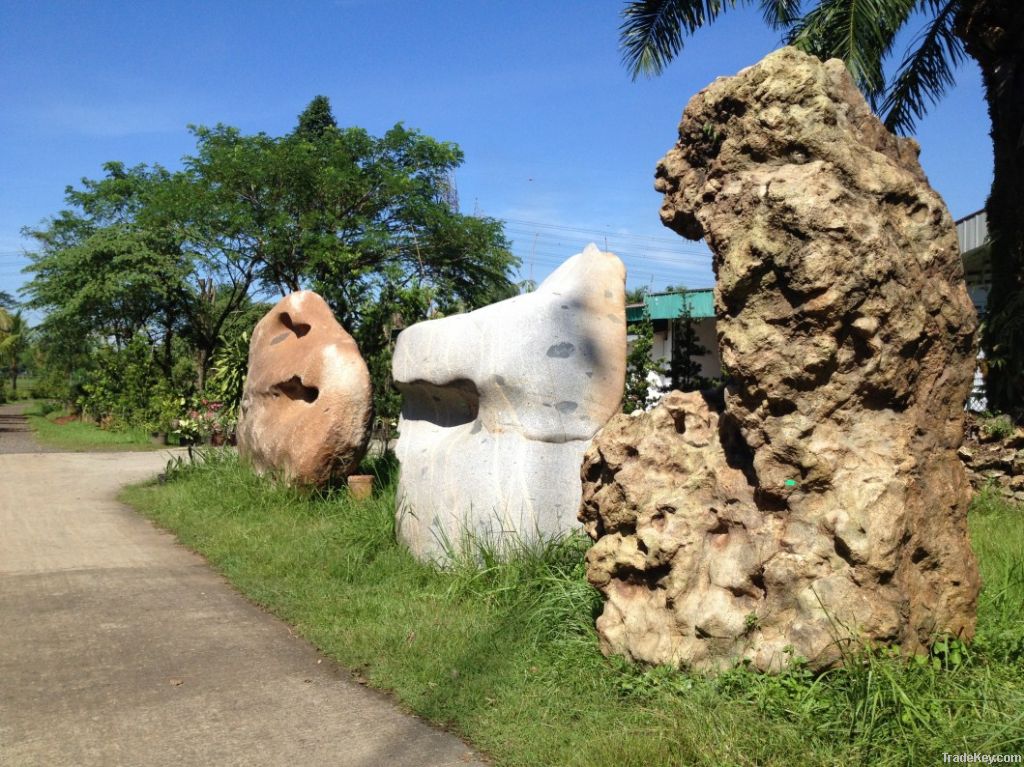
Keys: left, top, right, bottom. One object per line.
{"left": 0, "top": 402, "right": 59, "bottom": 454}
{"left": 0, "top": 408, "right": 485, "bottom": 766}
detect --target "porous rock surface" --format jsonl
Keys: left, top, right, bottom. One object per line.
{"left": 237, "top": 291, "right": 372, "bottom": 487}
{"left": 394, "top": 244, "right": 626, "bottom": 563}
{"left": 580, "top": 48, "right": 980, "bottom": 672}
{"left": 960, "top": 415, "right": 1024, "bottom": 503}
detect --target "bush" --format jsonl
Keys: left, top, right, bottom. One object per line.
{"left": 980, "top": 412, "right": 1016, "bottom": 441}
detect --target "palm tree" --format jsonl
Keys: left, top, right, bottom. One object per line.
{"left": 621, "top": 0, "right": 1024, "bottom": 415}
{"left": 0, "top": 309, "right": 30, "bottom": 395}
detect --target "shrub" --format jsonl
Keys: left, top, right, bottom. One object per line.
{"left": 980, "top": 412, "right": 1015, "bottom": 441}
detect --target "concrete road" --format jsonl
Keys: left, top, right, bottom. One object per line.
{"left": 0, "top": 406, "right": 485, "bottom": 766}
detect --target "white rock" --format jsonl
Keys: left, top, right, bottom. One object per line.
{"left": 392, "top": 244, "right": 626, "bottom": 562}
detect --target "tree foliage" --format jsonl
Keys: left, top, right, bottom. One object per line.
{"left": 624, "top": 309, "right": 664, "bottom": 412}
{"left": 22, "top": 96, "right": 518, "bottom": 427}
{"left": 620, "top": 0, "right": 959, "bottom": 135}
{"left": 0, "top": 308, "right": 30, "bottom": 394}
{"left": 295, "top": 95, "right": 338, "bottom": 139}
{"left": 668, "top": 300, "right": 710, "bottom": 392}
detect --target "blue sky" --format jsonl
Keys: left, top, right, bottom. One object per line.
{"left": 0, "top": 0, "right": 993, "bottom": 306}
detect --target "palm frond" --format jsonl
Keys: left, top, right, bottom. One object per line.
{"left": 760, "top": 0, "right": 803, "bottom": 29}
{"left": 787, "top": 0, "right": 917, "bottom": 107}
{"left": 620, "top": 0, "right": 740, "bottom": 80}
{"left": 880, "top": 0, "right": 964, "bottom": 135}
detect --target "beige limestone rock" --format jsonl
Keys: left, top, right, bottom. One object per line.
{"left": 580, "top": 48, "right": 980, "bottom": 672}
{"left": 393, "top": 244, "right": 626, "bottom": 563}
{"left": 237, "top": 291, "right": 372, "bottom": 487}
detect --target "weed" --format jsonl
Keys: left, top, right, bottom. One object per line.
{"left": 980, "top": 412, "right": 1016, "bottom": 441}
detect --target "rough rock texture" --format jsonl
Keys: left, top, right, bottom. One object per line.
{"left": 394, "top": 244, "right": 626, "bottom": 563}
{"left": 237, "top": 291, "right": 372, "bottom": 487}
{"left": 960, "top": 415, "right": 1024, "bottom": 503}
{"left": 580, "top": 48, "right": 980, "bottom": 672}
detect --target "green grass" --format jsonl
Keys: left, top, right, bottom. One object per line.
{"left": 24, "top": 401, "right": 170, "bottom": 451}
{"left": 122, "top": 453, "right": 1024, "bottom": 766}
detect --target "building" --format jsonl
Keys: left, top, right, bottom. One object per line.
{"left": 958, "top": 209, "right": 990, "bottom": 316}
{"left": 957, "top": 209, "right": 991, "bottom": 410}
{"left": 625, "top": 288, "right": 720, "bottom": 390}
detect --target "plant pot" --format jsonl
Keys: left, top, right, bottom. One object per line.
{"left": 347, "top": 474, "right": 374, "bottom": 501}
{"left": 150, "top": 431, "right": 169, "bottom": 446}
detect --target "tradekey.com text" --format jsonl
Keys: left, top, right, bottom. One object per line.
{"left": 943, "top": 755, "right": 1022, "bottom": 764}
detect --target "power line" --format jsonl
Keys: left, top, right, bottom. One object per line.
{"left": 500, "top": 217, "right": 708, "bottom": 251}
{"left": 507, "top": 242, "right": 711, "bottom": 271}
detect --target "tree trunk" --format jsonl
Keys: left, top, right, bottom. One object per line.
{"left": 196, "top": 347, "right": 209, "bottom": 392}
{"left": 957, "top": 0, "right": 1024, "bottom": 415}
{"left": 161, "top": 309, "right": 175, "bottom": 379}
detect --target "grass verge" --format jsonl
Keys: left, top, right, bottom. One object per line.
{"left": 122, "top": 453, "right": 1024, "bottom": 767}
{"left": 24, "top": 401, "right": 169, "bottom": 451}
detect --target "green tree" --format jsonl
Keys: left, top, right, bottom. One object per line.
{"left": 668, "top": 299, "right": 710, "bottom": 392}
{"left": 624, "top": 308, "right": 664, "bottom": 412}
{"left": 295, "top": 95, "right": 338, "bottom": 139}
{"left": 620, "top": 0, "right": 1024, "bottom": 414}
{"left": 22, "top": 163, "right": 198, "bottom": 388}
{"left": 0, "top": 309, "right": 30, "bottom": 394}
{"left": 22, "top": 98, "right": 517, "bottom": 425}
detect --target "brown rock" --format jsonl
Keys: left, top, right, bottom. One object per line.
{"left": 237, "top": 291, "right": 372, "bottom": 486}
{"left": 581, "top": 48, "right": 979, "bottom": 673}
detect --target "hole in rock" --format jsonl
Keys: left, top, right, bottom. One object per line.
{"left": 767, "top": 398, "right": 797, "bottom": 418}
{"left": 833, "top": 535, "right": 858, "bottom": 567}
{"left": 279, "top": 311, "right": 311, "bottom": 338}
{"left": 708, "top": 516, "right": 731, "bottom": 536}
{"left": 271, "top": 376, "right": 319, "bottom": 403}
{"left": 751, "top": 569, "right": 767, "bottom": 597}
{"left": 397, "top": 379, "right": 480, "bottom": 428}
{"left": 618, "top": 562, "right": 671, "bottom": 588}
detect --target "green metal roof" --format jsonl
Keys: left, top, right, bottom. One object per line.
{"left": 626, "top": 289, "right": 715, "bottom": 323}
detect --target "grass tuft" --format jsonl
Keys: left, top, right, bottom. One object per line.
{"left": 122, "top": 452, "right": 1024, "bottom": 766}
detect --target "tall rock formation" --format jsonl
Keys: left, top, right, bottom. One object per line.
{"left": 238, "top": 291, "right": 372, "bottom": 487}
{"left": 580, "top": 48, "right": 980, "bottom": 672}
{"left": 394, "top": 244, "right": 626, "bottom": 563}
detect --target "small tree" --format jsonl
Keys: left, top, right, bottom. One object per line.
{"left": 667, "top": 297, "right": 709, "bottom": 392}
{"left": 623, "top": 308, "right": 664, "bottom": 413}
